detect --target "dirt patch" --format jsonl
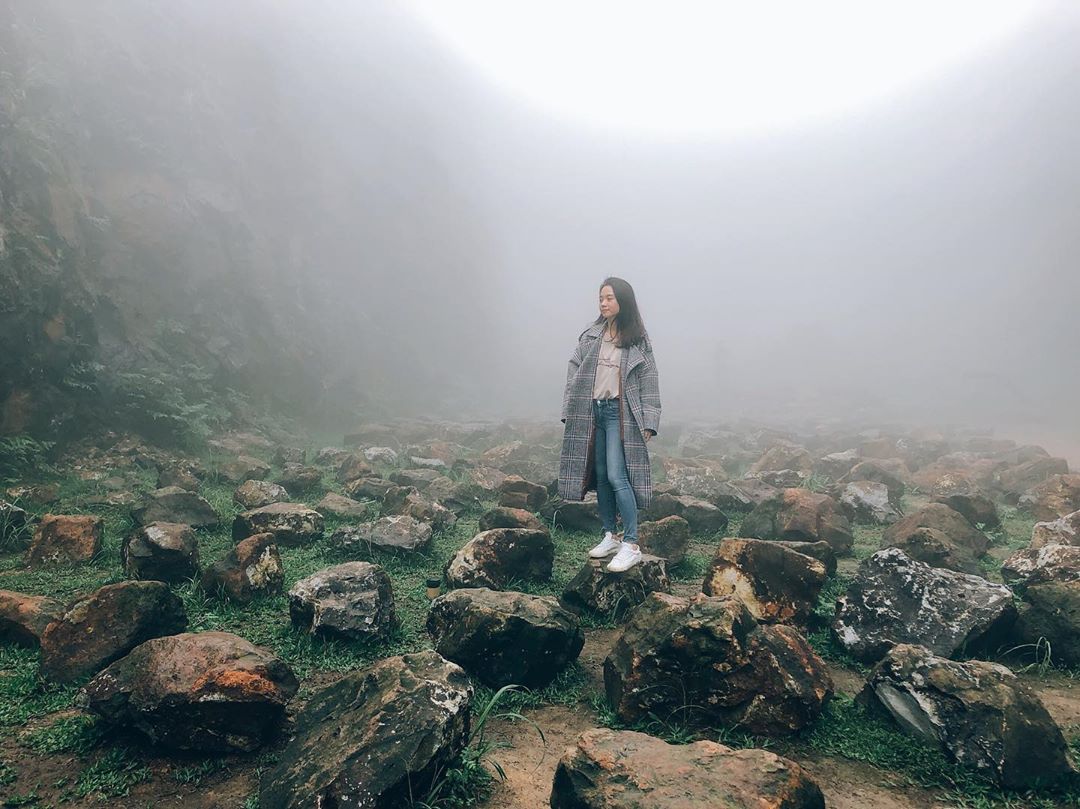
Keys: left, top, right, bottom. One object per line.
{"left": 793, "top": 752, "right": 952, "bottom": 809}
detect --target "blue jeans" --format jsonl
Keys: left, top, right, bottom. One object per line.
{"left": 593, "top": 398, "right": 638, "bottom": 543}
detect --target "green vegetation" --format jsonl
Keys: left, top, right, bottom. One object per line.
{"left": 70, "top": 746, "right": 152, "bottom": 800}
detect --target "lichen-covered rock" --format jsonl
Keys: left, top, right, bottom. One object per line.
{"left": 604, "top": 593, "right": 832, "bottom": 735}
{"left": 881, "top": 503, "right": 990, "bottom": 573}
{"left": 314, "top": 446, "right": 350, "bottom": 467}
{"left": 329, "top": 515, "right": 433, "bottom": 556}
{"left": 773, "top": 540, "right": 837, "bottom": 576}
{"left": 540, "top": 496, "right": 601, "bottom": 532}
{"left": 389, "top": 467, "right": 441, "bottom": 490}
{"left": 233, "top": 502, "right": 324, "bottom": 546}
{"left": 25, "top": 514, "right": 103, "bottom": 567}
{"left": 550, "top": 728, "right": 825, "bottom": 809}
{"left": 83, "top": 631, "right": 298, "bottom": 752}
{"left": 643, "top": 493, "right": 728, "bottom": 535}
{"left": 258, "top": 651, "right": 472, "bottom": 809}
{"left": 1019, "top": 473, "right": 1080, "bottom": 522}
{"left": 157, "top": 461, "right": 203, "bottom": 491}
{"left": 424, "top": 475, "right": 484, "bottom": 514}
{"left": 702, "top": 538, "right": 826, "bottom": 625}
{"left": 336, "top": 452, "right": 374, "bottom": 484}
{"left": 362, "top": 446, "right": 398, "bottom": 464}
{"left": 233, "top": 479, "right": 290, "bottom": 509}
{"left": 749, "top": 444, "right": 813, "bottom": 476}
{"left": 1031, "top": 510, "right": 1080, "bottom": 549}
{"left": 998, "top": 458, "right": 1070, "bottom": 504}
{"left": 1001, "top": 544, "right": 1080, "bottom": 587}
{"left": 121, "top": 521, "right": 200, "bottom": 583}
{"left": 931, "top": 490, "right": 1000, "bottom": 530}
{"left": 497, "top": 474, "right": 547, "bottom": 510}
{"left": 561, "top": 556, "right": 670, "bottom": 620}
{"left": 445, "top": 528, "right": 553, "bottom": 590}
{"left": 840, "top": 481, "right": 902, "bottom": 525}
{"left": 427, "top": 588, "right": 584, "bottom": 688}
{"left": 219, "top": 455, "right": 271, "bottom": 484}
{"left": 1013, "top": 581, "right": 1080, "bottom": 666}
{"left": 837, "top": 460, "right": 907, "bottom": 505}
{"left": 832, "top": 548, "right": 1016, "bottom": 664}
{"left": 201, "top": 533, "right": 283, "bottom": 602}
{"left": 659, "top": 457, "right": 732, "bottom": 503}
{"left": 0, "top": 590, "right": 63, "bottom": 646}
{"left": 741, "top": 488, "right": 853, "bottom": 555}
{"left": 477, "top": 506, "right": 545, "bottom": 533}
{"left": 343, "top": 476, "right": 395, "bottom": 501}
{"left": 276, "top": 463, "right": 322, "bottom": 494}
{"left": 133, "top": 487, "right": 219, "bottom": 528}
{"left": 316, "top": 492, "right": 368, "bottom": 520}
{"left": 637, "top": 515, "right": 690, "bottom": 564}
{"left": 860, "top": 644, "right": 1076, "bottom": 788}
{"left": 40, "top": 581, "right": 187, "bottom": 683}
{"left": 381, "top": 485, "right": 455, "bottom": 529}
{"left": 288, "top": 562, "right": 397, "bottom": 641}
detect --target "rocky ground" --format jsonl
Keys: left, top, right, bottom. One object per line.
{"left": 1, "top": 421, "right": 1079, "bottom": 808}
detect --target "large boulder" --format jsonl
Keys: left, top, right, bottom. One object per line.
{"left": 288, "top": 562, "right": 397, "bottom": 641}
{"left": 604, "top": 593, "right": 833, "bottom": 735}
{"left": 540, "top": 496, "right": 602, "bottom": 532}
{"left": 773, "top": 540, "right": 837, "bottom": 576}
{"left": 749, "top": 444, "right": 813, "bottom": 476}
{"left": 701, "top": 538, "right": 826, "bottom": 625}
{"left": 659, "top": 457, "right": 732, "bottom": 503}
{"left": 233, "top": 502, "right": 324, "bottom": 546}
{"left": 998, "top": 458, "right": 1070, "bottom": 504}
{"left": 1001, "top": 544, "right": 1080, "bottom": 587}
{"left": 40, "top": 581, "right": 187, "bottom": 683}
{"left": 1031, "top": 510, "right": 1080, "bottom": 548}
{"left": 381, "top": 485, "right": 455, "bottom": 529}
{"left": 477, "top": 506, "right": 545, "bottom": 532}
{"left": 561, "top": 556, "right": 670, "bottom": 620}
{"left": 426, "top": 588, "right": 584, "bottom": 688}
{"left": 444, "top": 528, "right": 554, "bottom": 590}
{"left": 336, "top": 451, "right": 374, "bottom": 484}
{"left": 931, "top": 490, "right": 1000, "bottom": 530}
{"left": 424, "top": 476, "right": 484, "bottom": 514}
{"left": 258, "top": 651, "right": 472, "bottom": 809}
{"left": 219, "top": 455, "right": 271, "bottom": 484}
{"left": 121, "top": 522, "right": 200, "bottom": 583}
{"left": 0, "top": 590, "right": 63, "bottom": 647}
{"left": 741, "top": 488, "right": 853, "bottom": 555}
{"left": 637, "top": 515, "right": 690, "bottom": 564}
{"left": 1019, "top": 473, "right": 1080, "bottom": 522}
{"left": 315, "top": 492, "right": 368, "bottom": 520}
{"left": 389, "top": 467, "right": 441, "bottom": 490}
{"left": 1013, "top": 581, "right": 1080, "bottom": 666}
{"left": 497, "top": 475, "right": 548, "bottom": 510}
{"left": 860, "top": 644, "right": 1075, "bottom": 788}
{"left": 83, "top": 631, "right": 298, "bottom": 752}
{"left": 643, "top": 493, "right": 728, "bottom": 535}
{"left": 201, "top": 533, "right": 284, "bottom": 603}
{"left": 234, "top": 479, "right": 290, "bottom": 509}
{"left": 133, "top": 487, "right": 219, "bottom": 528}
{"left": 276, "top": 464, "right": 322, "bottom": 495}
{"left": 330, "top": 515, "right": 433, "bottom": 556}
{"left": 880, "top": 503, "right": 991, "bottom": 574}
{"left": 343, "top": 476, "right": 395, "bottom": 501}
{"left": 550, "top": 728, "right": 825, "bottom": 809}
{"left": 839, "top": 481, "right": 902, "bottom": 525}
{"left": 832, "top": 548, "right": 1016, "bottom": 664}
{"left": 25, "top": 514, "right": 103, "bottom": 566}
{"left": 837, "top": 460, "right": 907, "bottom": 505}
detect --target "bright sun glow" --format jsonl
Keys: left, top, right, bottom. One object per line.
{"left": 405, "top": 0, "right": 1042, "bottom": 136}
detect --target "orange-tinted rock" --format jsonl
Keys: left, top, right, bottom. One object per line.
{"left": 201, "top": 533, "right": 283, "bottom": 603}
{"left": 1019, "top": 474, "right": 1080, "bottom": 522}
{"left": 0, "top": 589, "right": 63, "bottom": 646}
{"left": 741, "top": 488, "right": 853, "bottom": 555}
{"left": 882, "top": 503, "right": 991, "bottom": 574}
{"left": 25, "top": 514, "right": 103, "bottom": 567}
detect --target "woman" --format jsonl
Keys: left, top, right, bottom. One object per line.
{"left": 558, "top": 277, "right": 661, "bottom": 572}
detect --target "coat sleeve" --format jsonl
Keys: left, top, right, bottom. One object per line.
{"left": 638, "top": 342, "right": 662, "bottom": 435}
{"left": 561, "top": 337, "right": 586, "bottom": 423}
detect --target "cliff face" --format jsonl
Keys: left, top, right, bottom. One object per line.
{"left": 0, "top": 1, "right": 493, "bottom": 443}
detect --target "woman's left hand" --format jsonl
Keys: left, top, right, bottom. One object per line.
{"left": 644, "top": 429, "right": 654, "bottom": 442}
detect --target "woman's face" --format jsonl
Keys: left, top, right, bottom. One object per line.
{"left": 599, "top": 285, "right": 620, "bottom": 320}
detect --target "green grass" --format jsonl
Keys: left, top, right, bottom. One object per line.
{"left": 18, "top": 713, "right": 104, "bottom": 754}
{"left": 69, "top": 746, "right": 152, "bottom": 800}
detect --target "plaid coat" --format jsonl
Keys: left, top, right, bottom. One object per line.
{"left": 558, "top": 320, "right": 661, "bottom": 509}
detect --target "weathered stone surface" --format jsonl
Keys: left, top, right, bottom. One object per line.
{"left": 773, "top": 540, "right": 837, "bottom": 576}
{"left": 315, "top": 492, "right": 368, "bottom": 520}
{"left": 1019, "top": 473, "right": 1080, "bottom": 522}
{"left": 461, "top": 464, "right": 508, "bottom": 492}
{"left": 121, "top": 522, "right": 200, "bottom": 584}
{"left": 840, "top": 481, "right": 902, "bottom": 525}
{"left": 604, "top": 593, "right": 832, "bottom": 735}
{"left": 540, "top": 496, "right": 602, "bottom": 532}
{"left": 84, "top": 631, "right": 298, "bottom": 752}
{"left": 314, "top": 446, "right": 350, "bottom": 467}
{"left": 659, "top": 457, "right": 732, "bottom": 503}
{"left": 1031, "top": 509, "right": 1080, "bottom": 549}
{"left": 40, "top": 581, "right": 187, "bottom": 684}
{"left": 832, "top": 548, "right": 1016, "bottom": 664}
{"left": 837, "top": 460, "right": 907, "bottom": 505}
{"left": 25, "top": 514, "right": 103, "bottom": 566}
{"left": 741, "top": 488, "right": 853, "bottom": 555}
{"left": 1001, "top": 544, "right": 1080, "bottom": 587}
{"left": 478, "top": 506, "right": 545, "bottom": 532}
{"left": 637, "top": 515, "right": 690, "bottom": 564}
{"left": 258, "top": 651, "right": 472, "bottom": 809}
{"left": 289, "top": 562, "right": 397, "bottom": 641}
{"left": 219, "top": 455, "right": 271, "bottom": 484}
{"left": 336, "top": 452, "right": 374, "bottom": 484}
{"left": 156, "top": 461, "right": 203, "bottom": 491}
{"left": 427, "top": 588, "right": 584, "bottom": 688}
{"left": 750, "top": 444, "right": 813, "bottom": 476}
{"left": 708, "top": 480, "right": 760, "bottom": 512}
{"left": 134, "top": 487, "right": 219, "bottom": 528}
{"left": 998, "top": 457, "right": 1070, "bottom": 503}
{"left": 814, "top": 449, "right": 862, "bottom": 481}
{"left": 702, "top": 538, "right": 827, "bottom": 625}
{"left": 273, "top": 446, "right": 306, "bottom": 466}
{"left": 0, "top": 590, "right": 63, "bottom": 646}
{"left": 725, "top": 477, "right": 780, "bottom": 508}
{"left": 362, "top": 446, "right": 398, "bottom": 464}
{"left": 233, "top": 502, "right": 324, "bottom": 546}
{"left": 381, "top": 485, "right": 455, "bottom": 529}
{"left": 390, "top": 467, "right": 441, "bottom": 490}
{"left": 329, "top": 515, "right": 433, "bottom": 555}
{"left": 643, "top": 493, "right": 728, "bottom": 535}
{"left": 561, "top": 557, "right": 670, "bottom": 620}
{"left": 1014, "top": 581, "right": 1080, "bottom": 666}
{"left": 550, "top": 728, "right": 825, "bottom": 809}
{"left": 234, "top": 479, "right": 290, "bottom": 509}
{"left": 747, "top": 469, "right": 806, "bottom": 488}
{"left": 497, "top": 474, "right": 548, "bottom": 510}
{"left": 931, "top": 491, "right": 1000, "bottom": 530}
{"left": 424, "top": 476, "right": 484, "bottom": 514}
{"left": 201, "top": 533, "right": 284, "bottom": 603}
{"left": 276, "top": 463, "right": 322, "bottom": 494}
{"left": 881, "top": 504, "right": 990, "bottom": 574}
{"left": 343, "top": 476, "right": 396, "bottom": 501}
{"left": 445, "top": 528, "right": 553, "bottom": 590}
{"left": 860, "top": 644, "right": 1075, "bottom": 788}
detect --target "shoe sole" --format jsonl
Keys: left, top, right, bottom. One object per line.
{"left": 588, "top": 548, "right": 620, "bottom": 559}
{"left": 606, "top": 558, "right": 642, "bottom": 572}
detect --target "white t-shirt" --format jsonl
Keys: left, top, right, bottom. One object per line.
{"left": 592, "top": 331, "right": 624, "bottom": 399}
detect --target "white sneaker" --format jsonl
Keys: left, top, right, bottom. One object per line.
{"left": 588, "top": 531, "right": 622, "bottom": 558}
{"left": 606, "top": 543, "right": 642, "bottom": 573}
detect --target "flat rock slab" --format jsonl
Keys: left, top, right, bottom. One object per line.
{"left": 25, "top": 514, "right": 103, "bottom": 567}
{"left": 0, "top": 590, "right": 63, "bottom": 647}
{"left": 560, "top": 556, "right": 670, "bottom": 620}
{"left": 330, "top": 515, "right": 433, "bottom": 556}
{"left": 234, "top": 480, "right": 290, "bottom": 509}
{"left": 551, "top": 728, "right": 825, "bottom": 809}
{"left": 133, "top": 487, "right": 219, "bottom": 528}
{"left": 316, "top": 492, "right": 368, "bottom": 520}
{"left": 478, "top": 506, "right": 545, "bottom": 532}
{"left": 380, "top": 485, "right": 455, "bottom": 529}
{"left": 233, "top": 502, "right": 324, "bottom": 546}
{"left": 201, "top": 533, "right": 284, "bottom": 603}
{"left": 289, "top": 562, "right": 397, "bottom": 641}
{"left": 122, "top": 521, "right": 200, "bottom": 584}
{"left": 445, "top": 528, "right": 554, "bottom": 590}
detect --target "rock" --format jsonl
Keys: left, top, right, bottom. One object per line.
{"left": 0, "top": 590, "right": 63, "bottom": 646}
{"left": 540, "top": 496, "right": 602, "bottom": 532}
{"left": 389, "top": 467, "right": 441, "bottom": 490}
{"left": 40, "top": 581, "right": 187, "bottom": 684}
{"left": 860, "top": 644, "right": 1075, "bottom": 789}
{"left": 133, "top": 487, "right": 219, "bottom": 528}
{"left": 343, "top": 476, "right": 395, "bottom": 500}
{"left": 219, "top": 455, "right": 271, "bottom": 484}
{"left": 315, "top": 492, "right": 368, "bottom": 520}
{"left": 773, "top": 540, "right": 837, "bottom": 576}
{"left": 881, "top": 504, "right": 991, "bottom": 573}
{"left": 272, "top": 446, "right": 306, "bottom": 465}
{"left": 478, "top": 506, "right": 545, "bottom": 532}
{"left": 839, "top": 481, "right": 902, "bottom": 525}
{"left": 258, "top": 651, "right": 472, "bottom": 809}
{"left": 837, "top": 461, "right": 906, "bottom": 505}
{"left": 362, "top": 446, "right": 398, "bottom": 464}
{"left": 25, "top": 514, "right": 103, "bottom": 566}
{"left": 314, "top": 446, "right": 350, "bottom": 467}
{"left": 550, "top": 728, "right": 825, "bottom": 809}
{"left": 0, "top": 500, "right": 28, "bottom": 541}
{"left": 747, "top": 469, "right": 807, "bottom": 488}
{"left": 330, "top": 515, "right": 433, "bottom": 555}
{"left": 461, "top": 464, "right": 508, "bottom": 492}
{"left": 998, "top": 458, "right": 1070, "bottom": 503}
{"left": 445, "top": 528, "right": 554, "bottom": 590}
{"left": 233, "top": 502, "right": 324, "bottom": 546}
{"left": 84, "top": 631, "right": 298, "bottom": 752}
{"left": 741, "top": 488, "right": 854, "bottom": 555}
{"left": 409, "top": 455, "right": 447, "bottom": 470}
{"left": 156, "top": 461, "right": 202, "bottom": 491}
{"left": 659, "top": 457, "right": 732, "bottom": 503}
{"left": 497, "top": 475, "right": 548, "bottom": 510}
{"left": 931, "top": 491, "right": 1001, "bottom": 530}
{"left": 702, "top": 538, "right": 827, "bottom": 625}
{"left": 1014, "top": 581, "right": 1080, "bottom": 665}
{"left": 604, "top": 593, "right": 832, "bottom": 734}
{"left": 234, "top": 479, "right": 290, "bottom": 509}
{"left": 637, "top": 515, "right": 690, "bottom": 564}
{"left": 832, "top": 548, "right": 1016, "bottom": 664}
{"left": 427, "top": 588, "right": 584, "bottom": 688}
{"left": 1001, "top": 544, "right": 1080, "bottom": 587}
{"left": 276, "top": 463, "right": 322, "bottom": 494}
{"left": 708, "top": 480, "right": 760, "bottom": 511}
{"left": 121, "top": 522, "right": 200, "bottom": 584}
{"left": 643, "top": 493, "right": 729, "bottom": 534}
{"left": 201, "top": 533, "right": 284, "bottom": 602}
{"left": 381, "top": 485, "right": 455, "bottom": 529}
{"left": 1031, "top": 510, "right": 1080, "bottom": 549}
{"left": 1019, "top": 473, "right": 1080, "bottom": 522}
{"left": 749, "top": 444, "right": 813, "bottom": 475}
{"left": 336, "top": 452, "right": 374, "bottom": 484}
{"left": 814, "top": 449, "right": 862, "bottom": 481}
{"left": 561, "top": 556, "right": 671, "bottom": 620}
{"left": 424, "top": 476, "right": 484, "bottom": 514}
{"left": 289, "top": 562, "right": 397, "bottom": 641}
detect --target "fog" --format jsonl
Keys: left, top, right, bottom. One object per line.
{"left": 3, "top": 1, "right": 1078, "bottom": 459}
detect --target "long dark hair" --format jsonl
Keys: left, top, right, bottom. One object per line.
{"left": 594, "top": 276, "right": 647, "bottom": 348}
